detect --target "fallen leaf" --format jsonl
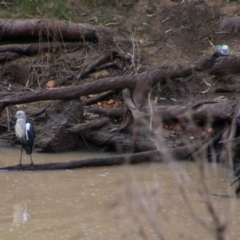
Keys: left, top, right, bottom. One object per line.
{"left": 163, "top": 124, "right": 168, "bottom": 129}
{"left": 46, "top": 80, "right": 56, "bottom": 88}
{"left": 108, "top": 99, "right": 114, "bottom": 104}
{"left": 174, "top": 123, "right": 182, "bottom": 131}
{"left": 207, "top": 128, "right": 215, "bottom": 134}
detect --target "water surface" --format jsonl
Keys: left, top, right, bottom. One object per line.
{"left": 0, "top": 148, "right": 239, "bottom": 240}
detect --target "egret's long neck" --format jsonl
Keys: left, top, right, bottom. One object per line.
{"left": 15, "top": 117, "right": 26, "bottom": 139}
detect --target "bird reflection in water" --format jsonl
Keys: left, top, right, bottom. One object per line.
{"left": 13, "top": 201, "right": 30, "bottom": 225}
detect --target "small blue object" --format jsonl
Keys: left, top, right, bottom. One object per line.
{"left": 216, "top": 45, "right": 230, "bottom": 56}
{"left": 109, "top": 127, "right": 119, "bottom": 133}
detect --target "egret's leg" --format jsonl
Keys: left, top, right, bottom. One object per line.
{"left": 30, "top": 154, "right": 34, "bottom": 165}
{"left": 19, "top": 145, "right": 23, "bottom": 166}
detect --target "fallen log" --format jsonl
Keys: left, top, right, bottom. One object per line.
{"left": 0, "top": 67, "right": 193, "bottom": 114}
{"left": 0, "top": 19, "right": 112, "bottom": 43}
{"left": 0, "top": 75, "right": 137, "bottom": 114}
{"left": 0, "top": 42, "right": 84, "bottom": 56}
{"left": 0, "top": 152, "right": 162, "bottom": 171}
{"left": 0, "top": 145, "right": 198, "bottom": 171}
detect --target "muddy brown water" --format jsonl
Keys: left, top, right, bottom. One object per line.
{"left": 0, "top": 148, "right": 240, "bottom": 240}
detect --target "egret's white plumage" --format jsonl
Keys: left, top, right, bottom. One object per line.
{"left": 15, "top": 111, "right": 27, "bottom": 139}
{"left": 26, "top": 122, "right": 31, "bottom": 140}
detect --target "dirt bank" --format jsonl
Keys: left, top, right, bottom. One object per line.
{"left": 1, "top": 0, "right": 240, "bottom": 173}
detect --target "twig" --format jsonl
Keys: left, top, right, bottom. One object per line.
{"left": 128, "top": 30, "right": 141, "bottom": 74}
{"left": 148, "top": 91, "right": 153, "bottom": 132}
{"left": 208, "top": 39, "right": 215, "bottom": 48}
{"left": 219, "top": 136, "right": 240, "bottom": 144}
{"left": 225, "top": 105, "right": 238, "bottom": 169}
{"left": 6, "top": 106, "right": 10, "bottom": 131}
{"left": 201, "top": 88, "right": 210, "bottom": 94}
{"left": 30, "top": 102, "right": 52, "bottom": 117}
{"left": 104, "top": 22, "right": 119, "bottom": 27}
{"left": 162, "top": 17, "right": 170, "bottom": 23}
{"left": 83, "top": 90, "right": 115, "bottom": 106}
{"left": 230, "top": 176, "right": 240, "bottom": 187}
{"left": 164, "top": 29, "right": 172, "bottom": 34}
{"left": 203, "top": 78, "right": 212, "bottom": 87}
{"left": 80, "top": 134, "right": 92, "bottom": 151}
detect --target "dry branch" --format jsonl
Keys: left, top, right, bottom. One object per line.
{"left": 0, "top": 42, "right": 85, "bottom": 62}
{"left": 122, "top": 88, "right": 149, "bottom": 151}
{"left": 83, "top": 90, "right": 115, "bottom": 106}
{"left": 214, "top": 83, "right": 240, "bottom": 93}
{"left": 77, "top": 50, "right": 130, "bottom": 79}
{"left": 86, "top": 107, "right": 124, "bottom": 118}
{"left": 68, "top": 118, "right": 109, "bottom": 133}
{"left": 0, "top": 52, "right": 20, "bottom": 61}
{"left": 132, "top": 67, "right": 193, "bottom": 109}
{"left": 151, "top": 101, "right": 236, "bottom": 125}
